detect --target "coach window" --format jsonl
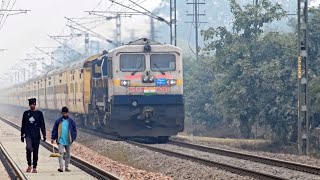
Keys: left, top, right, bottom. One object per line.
{"left": 79, "top": 69, "right": 83, "bottom": 79}
{"left": 151, "top": 54, "right": 176, "bottom": 72}
{"left": 120, "top": 54, "right": 145, "bottom": 72}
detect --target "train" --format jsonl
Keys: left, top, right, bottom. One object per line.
{"left": 0, "top": 38, "right": 184, "bottom": 142}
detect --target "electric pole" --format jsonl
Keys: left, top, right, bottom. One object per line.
{"left": 297, "top": 0, "right": 309, "bottom": 155}
{"left": 116, "top": 14, "right": 121, "bottom": 46}
{"left": 170, "top": 0, "right": 177, "bottom": 45}
{"left": 150, "top": 15, "right": 155, "bottom": 40}
{"left": 186, "top": 0, "right": 206, "bottom": 61}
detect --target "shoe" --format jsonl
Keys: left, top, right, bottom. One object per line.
{"left": 26, "top": 166, "right": 32, "bottom": 172}
{"left": 58, "top": 168, "right": 63, "bottom": 172}
{"left": 32, "top": 168, "right": 37, "bottom": 173}
{"left": 65, "top": 168, "right": 71, "bottom": 172}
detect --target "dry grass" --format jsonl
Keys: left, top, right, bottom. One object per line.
{"left": 176, "top": 134, "right": 270, "bottom": 149}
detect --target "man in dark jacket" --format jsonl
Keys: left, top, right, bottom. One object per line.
{"left": 51, "top": 106, "right": 77, "bottom": 172}
{"left": 21, "top": 98, "right": 46, "bottom": 173}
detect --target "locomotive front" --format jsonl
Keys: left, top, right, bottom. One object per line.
{"left": 108, "top": 39, "right": 184, "bottom": 138}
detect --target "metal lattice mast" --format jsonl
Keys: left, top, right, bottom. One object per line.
{"left": 297, "top": 0, "right": 309, "bottom": 155}
{"left": 150, "top": 15, "right": 155, "bottom": 40}
{"left": 186, "top": 0, "right": 206, "bottom": 61}
{"left": 170, "top": 0, "right": 177, "bottom": 46}
{"left": 116, "top": 14, "right": 122, "bottom": 46}
{"left": 85, "top": 33, "right": 89, "bottom": 56}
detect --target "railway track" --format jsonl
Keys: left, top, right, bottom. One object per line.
{"left": 80, "top": 127, "right": 320, "bottom": 179}
{"left": 77, "top": 127, "right": 290, "bottom": 180}
{"left": 0, "top": 142, "right": 26, "bottom": 180}
{"left": 127, "top": 140, "right": 287, "bottom": 180}
{"left": 0, "top": 117, "right": 120, "bottom": 180}
{"left": 3, "top": 114, "right": 318, "bottom": 179}
{"left": 168, "top": 140, "right": 320, "bottom": 175}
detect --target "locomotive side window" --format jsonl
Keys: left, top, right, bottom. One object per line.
{"left": 120, "top": 54, "right": 145, "bottom": 72}
{"left": 107, "top": 57, "right": 113, "bottom": 78}
{"left": 92, "top": 59, "right": 102, "bottom": 79}
{"left": 150, "top": 54, "right": 176, "bottom": 72}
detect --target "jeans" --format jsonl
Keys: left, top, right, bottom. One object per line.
{"left": 25, "top": 137, "right": 40, "bottom": 168}
{"left": 58, "top": 144, "right": 71, "bottom": 168}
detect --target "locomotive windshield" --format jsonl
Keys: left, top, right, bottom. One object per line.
{"left": 150, "top": 54, "right": 176, "bottom": 72}
{"left": 120, "top": 54, "right": 145, "bottom": 72}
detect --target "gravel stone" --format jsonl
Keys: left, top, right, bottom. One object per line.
{"left": 76, "top": 132, "right": 253, "bottom": 180}
{"left": 151, "top": 143, "right": 320, "bottom": 180}
{"left": 172, "top": 136, "right": 320, "bottom": 168}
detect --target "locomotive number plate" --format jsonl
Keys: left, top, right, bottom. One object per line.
{"left": 155, "top": 87, "right": 169, "bottom": 92}
{"left": 128, "top": 87, "right": 169, "bottom": 93}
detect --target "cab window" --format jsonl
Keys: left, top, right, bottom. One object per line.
{"left": 92, "top": 59, "right": 102, "bottom": 79}
{"left": 150, "top": 54, "right": 176, "bottom": 72}
{"left": 120, "top": 54, "right": 145, "bottom": 72}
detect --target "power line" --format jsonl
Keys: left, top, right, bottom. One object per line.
{"left": 0, "top": 0, "right": 13, "bottom": 26}
{"left": 107, "top": 0, "right": 170, "bottom": 25}
{"left": 65, "top": 16, "right": 117, "bottom": 46}
{"left": 48, "top": 34, "right": 85, "bottom": 58}
{"left": 114, "top": 0, "right": 147, "bottom": 14}
{"left": 33, "top": 46, "right": 63, "bottom": 67}
{"left": 127, "top": 0, "right": 157, "bottom": 17}
{"left": 106, "top": 0, "right": 176, "bottom": 45}
{"left": 0, "top": 0, "right": 30, "bottom": 31}
{"left": 186, "top": 0, "right": 206, "bottom": 61}
{"left": 86, "top": 11, "right": 150, "bottom": 46}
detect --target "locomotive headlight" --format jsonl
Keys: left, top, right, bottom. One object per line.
{"left": 167, "top": 79, "right": 177, "bottom": 86}
{"left": 142, "top": 75, "right": 148, "bottom": 82}
{"left": 132, "top": 100, "right": 138, "bottom": 107}
{"left": 142, "top": 75, "right": 154, "bottom": 83}
{"left": 149, "top": 76, "right": 154, "bottom": 82}
{"left": 120, "top": 80, "right": 130, "bottom": 86}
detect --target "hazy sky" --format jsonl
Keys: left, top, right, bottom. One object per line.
{"left": 0, "top": 0, "right": 319, "bottom": 81}
{"left": 311, "top": 0, "right": 320, "bottom": 6}
{"left": 0, "top": 0, "right": 162, "bottom": 76}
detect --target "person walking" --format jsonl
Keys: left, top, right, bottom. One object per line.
{"left": 21, "top": 98, "right": 46, "bottom": 173}
{"left": 51, "top": 106, "right": 77, "bottom": 172}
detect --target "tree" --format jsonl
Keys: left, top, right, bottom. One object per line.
{"left": 200, "top": 0, "right": 295, "bottom": 140}
{"left": 309, "top": 8, "right": 320, "bottom": 76}
{"left": 183, "top": 55, "right": 222, "bottom": 132}
{"left": 307, "top": 9, "right": 320, "bottom": 130}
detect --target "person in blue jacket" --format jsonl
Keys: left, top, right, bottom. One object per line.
{"left": 51, "top": 106, "right": 77, "bottom": 172}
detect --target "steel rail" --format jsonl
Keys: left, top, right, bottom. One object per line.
{"left": 0, "top": 143, "right": 27, "bottom": 180}
{"left": 74, "top": 126, "right": 288, "bottom": 180}
{"left": 169, "top": 140, "right": 320, "bottom": 175}
{"left": 127, "top": 141, "right": 287, "bottom": 180}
